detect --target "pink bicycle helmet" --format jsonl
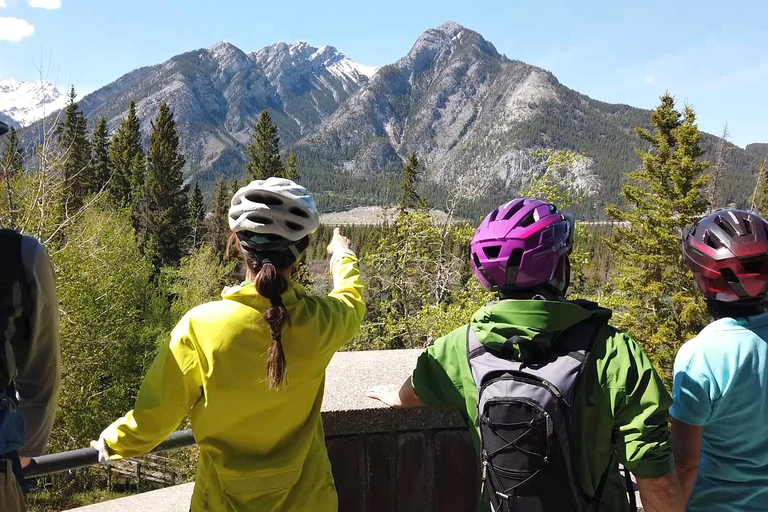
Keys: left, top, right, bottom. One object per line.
{"left": 471, "top": 198, "right": 573, "bottom": 294}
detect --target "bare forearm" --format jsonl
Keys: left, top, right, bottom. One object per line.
{"left": 636, "top": 469, "right": 685, "bottom": 512}
{"left": 675, "top": 464, "right": 699, "bottom": 506}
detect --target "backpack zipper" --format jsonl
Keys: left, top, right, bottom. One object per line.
{"left": 479, "top": 371, "right": 570, "bottom": 410}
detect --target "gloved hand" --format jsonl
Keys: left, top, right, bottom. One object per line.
{"left": 89, "top": 436, "right": 112, "bottom": 464}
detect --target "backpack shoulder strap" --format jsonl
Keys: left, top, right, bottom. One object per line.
{"left": 0, "top": 229, "right": 30, "bottom": 389}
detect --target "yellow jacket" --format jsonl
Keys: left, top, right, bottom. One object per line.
{"left": 100, "top": 252, "right": 365, "bottom": 511}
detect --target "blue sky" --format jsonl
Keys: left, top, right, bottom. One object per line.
{"left": 1, "top": 0, "right": 766, "bottom": 147}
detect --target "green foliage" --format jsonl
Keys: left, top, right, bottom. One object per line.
{"left": 189, "top": 182, "right": 206, "bottom": 249}
{"left": 56, "top": 87, "right": 93, "bottom": 213}
{"left": 108, "top": 100, "right": 143, "bottom": 205}
{"left": 137, "top": 102, "right": 189, "bottom": 268}
{"left": 2, "top": 126, "right": 23, "bottom": 178}
{"left": 284, "top": 153, "right": 299, "bottom": 181}
{"left": 246, "top": 111, "right": 283, "bottom": 180}
{"left": 398, "top": 152, "right": 421, "bottom": 211}
{"left": 355, "top": 210, "right": 489, "bottom": 349}
{"left": 51, "top": 204, "right": 167, "bottom": 452}
{"left": 163, "top": 244, "right": 237, "bottom": 322}
{"left": 206, "top": 177, "right": 230, "bottom": 258}
{"left": 520, "top": 149, "right": 585, "bottom": 209}
{"left": 603, "top": 94, "right": 710, "bottom": 381}
{"left": 90, "top": 118, "right": 111, "bottom": 193}
{"left": 750, "top": 157, "right": 768, "bottom": 216}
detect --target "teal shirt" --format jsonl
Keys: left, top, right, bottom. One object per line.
{"left": 672, "top": 313, "right": 768, "bottom": 512}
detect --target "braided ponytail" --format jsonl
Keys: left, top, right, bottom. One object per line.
{"left": 254, "top": 259, "right": 289, "bottom": 389}
{"left": 233, "top": 234, "right": 310, "bottom": 390}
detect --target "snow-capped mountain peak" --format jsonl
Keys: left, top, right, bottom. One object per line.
{"left": 252, "top": 41, "right": 379, "bottom": 83}
{"left": 0, "top": 79, "right": 68, "bottom": 127}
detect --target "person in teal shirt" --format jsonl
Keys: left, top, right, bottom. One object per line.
{"left": 674, "top": 209, "right": 768, "bottom": 511}
{"left": 368, "top": 198, "right": 685, "bottom": 512}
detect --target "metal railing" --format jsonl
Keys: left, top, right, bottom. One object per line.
{"left": 23, "top": 429, "right": 196, "bottom": 478}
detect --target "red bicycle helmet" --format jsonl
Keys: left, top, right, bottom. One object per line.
{"left": 683, "top": 209, "right": 768, "bottom": 302}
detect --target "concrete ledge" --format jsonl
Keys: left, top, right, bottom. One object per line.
{"left": 68, "top": 483, "right": 194, "bottom": 511}
{"left": 321, "top": 349, "right": 465, "bottom": 435}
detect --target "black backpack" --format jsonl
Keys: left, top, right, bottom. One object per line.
{"left": 0, "top": 229, "right": 32, "bottom": 456}
{"left": 467, "top": 303, "right": 635, "bottom": 512}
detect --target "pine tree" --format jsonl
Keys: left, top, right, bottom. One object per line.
{"left": 751, "top": 156, "right": 768, "bottom": 215}
{"left": 91, "top": 118, "right": 111, "bottom": 192}
{"left": 109, "top": 100, "right": 143, "bottom": 205}
{"left": 284, "top": 153, "right": 299, "bottom": 181}
{"left": 56, "top": 87, "right": 93, "bottom": 213}
{"left": 1, "top": 127, "right": 23, "bottom": 179}
{"left": 138, "top": 103, "right": 189, "bottom": 268}
{"left": 230, "top": 179, "right": 239, "bottom": 197}
{"left": 706, "top": 123, "right": 730, "bottom": 209}
{"left": 245, "top": 110, "right": 283, "bottom": 181}
{"left": 189, "top": 181, "right": 206, "bottom": 249}
{"left": 206, "top": 176, "right": 230, "bottom": 258}
{"left": 398, "top": 152, "right": 421, "bottom": 211}
{"left": 604, "top": 94, "right": 710, "bottom": 381}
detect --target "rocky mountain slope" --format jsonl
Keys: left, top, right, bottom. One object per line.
{"left": 16, "top": 22, "right": 765, "bottom": 215}
{"left": 62, "top": 40, "right": 375, "bottom": 184}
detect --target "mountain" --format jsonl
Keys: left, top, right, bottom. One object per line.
{"left": 0, "top": 79, "right": 68, "bottom": 127}
{"left": 747, "top": 143, "right": 768, "bottom": 160}
{"left": 17, "top": 23, "right": 765, "bottom": 216}
{"left": 295, "top": 22, "right": 762, "bottom": 214}
{"left": 66, "top": 40, "right": 375, "bottom": 184}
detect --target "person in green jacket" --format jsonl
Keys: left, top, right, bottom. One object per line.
{"left": 368, "top": 198, "right": 684, "bottom": 512}
{"left": 92, "top": 178, "right": 365, "bottom": 512}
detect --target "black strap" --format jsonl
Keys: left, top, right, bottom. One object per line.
{"left": 591, "top": 455, "right": 613, "bottom": 510}
{"left": 625, "top": 466, "right": 637, "bottom": 512}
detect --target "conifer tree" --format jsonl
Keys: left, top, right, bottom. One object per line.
{"left": 56, "top": 87, "right": 92, "bottom": 213}
{"left": 91, "top": 118, "right": 111, "bottom": 192}
{"left": 189, "top": 181, "right": 206, "bottom": 249}
{"left": 398, "top": 152, "right": 421, "bottom": 211}
{"left": 751, "top": 157, "right": 768, "bottom": 216}
{"left": 284, "top": 153, "right": 299, "bottom": 181}
{"left": 604, "top": 94, "right": 710, "bottom": 380}
{"left": 230, "top": 179, "right": 239, "bottom": 196}
{"left": 206, "top": 176, "right": 230, "bottom": 258}
{"left": 109, "top": 100, "right": 143, "bottom": 205}
{"left": 1, "top": 127, "right": 23, "bottom": 179}
{"left": 246, "top": 111, "right": 283, "bottom": 181}
{"left": 138, "top": 103, "right": 188, "bottom": 268}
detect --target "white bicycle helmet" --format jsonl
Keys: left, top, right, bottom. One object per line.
{"left": 229, "top": 178, "right": 319, "bottom": 251}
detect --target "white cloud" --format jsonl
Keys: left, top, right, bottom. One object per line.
{"left": 0, "top": 17, "right": 35, "bottom": 42}
{"left": 645, "top": 74, "right": 656, "bottom": 85}
{"left": 0, "top": 1, "right": 6, "bottom": 9}
{"left": 28, "top": 0, "right": 61, "bottom": 9}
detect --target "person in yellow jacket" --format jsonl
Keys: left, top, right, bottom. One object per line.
{"left": 91, "top": 178, "right": 365, "bottom": 511}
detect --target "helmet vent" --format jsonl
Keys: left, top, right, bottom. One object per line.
{"left": 508, "top": 248, "right": 524, "bottom": 268}
{"left": 482, "top": 246, "right": 502, "bottom": 259}
{"left": 714, "top": 216, "right": 737, "bottom": 237}
{"left": 745, "top": 217, "right": 754, "bottom": 235}
{"left": 502, "top": 201, "right": 526, "bottom": 220}
{"left": 742, "top": 258, "right": 765, "bottom": 274}
{"left": 289, "top": 207, "right": 310, "bottom": 218}
{"left": 518, "top": 211, "right": 536, "bottom": 227}
{"left": 285, "top": 221, "right": 304, "bottom": 231}
{"left": 251, "top": 216, "right": 273, "bottom": 225}
{"left": 705, "top": 233, "right": 724, "bottom": 249}
{"left": 489, "top": 209, "right": 500, "bottom": 223}
{"left": 247, "top": 193, "right": 284, "bottom": 206}
{"left": 720, "top": 268, "right": 739, "bottom": 283}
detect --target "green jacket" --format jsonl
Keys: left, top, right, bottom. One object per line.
{"left": 411, "top": 299, "right": 674, "bottom": 512}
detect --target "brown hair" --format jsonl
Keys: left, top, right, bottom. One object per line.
{"left": 229, "top": 233, "right": 310, "bottom": 390}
